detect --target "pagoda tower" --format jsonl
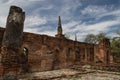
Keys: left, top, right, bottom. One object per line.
{"left": 55, "top": 16, "right": 65, "bottom": 38}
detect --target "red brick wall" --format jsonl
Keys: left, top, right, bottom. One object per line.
{"left": 0, "top": 27, "right": 113, "bottom": 72}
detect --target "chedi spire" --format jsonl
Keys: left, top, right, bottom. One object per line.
{"left": 55, "top": 16, "right": 65, "bottom": 38}
{"left": 57, "top": 16, "right": 62, "bottom": 35}
{"left": 75, "top": 34, "right": 77, "bottom": 41}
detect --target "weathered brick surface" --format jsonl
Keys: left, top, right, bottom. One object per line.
{"left": 0, "top": 28, "right": 114, "bottom": 72}
{"left": 22, "top": 33, "right": 113, "bottom": 72}
{"left": 0, "top": 6, "right": 114, "bottom": 74}
{"left": 0, "top": 6, "right": 25, "bottom": 79}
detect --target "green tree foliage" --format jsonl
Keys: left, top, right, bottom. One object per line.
{"left": 84, "top": 31, "right": 120, "bottom": 62}
{"left": 116, "top": 30, "right": 120, "bottom": 36}
{"left": 111, "top": 37, "right": 120, "bottom": 54}
{"left": 84, "top": 34, "right": 97, "bottom": 44}
{"left": 111, "top": 30, "right": 120, "bottom": 59}
{"left": 96, "top": 32, "right": 107, "bottom": 41}
{"left": 84, "top": 32, "right": 107, "bottom": 44}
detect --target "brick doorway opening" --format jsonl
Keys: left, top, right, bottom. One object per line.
{"left": 21, "top": 47, "right": 29, "bottom": 73}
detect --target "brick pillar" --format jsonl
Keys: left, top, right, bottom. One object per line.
{"left": 85, "top": 48, "right": 87, "bottom": 62}
{"left": 1, "top": 6, "right": 25, "bottom": 79}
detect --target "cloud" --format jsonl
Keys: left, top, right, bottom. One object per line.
{"left": 63, "top": 21, "right": 81, "bottom": 33}
{"left": 63, "top": 18, "right": 120, "bottom": 41}
{"left": 34, "top": 5, "right": 53, "bottom": 11}
{"left": 81, "top": 5, "right": 108, "bottom": 17}
{"left": 28, "top": 0, "right": 46, "bottom": 1}
{"left": 0, "top": 0, "right": 120, "bottom": 42}
{"left": 24, "top": 28, "right": 38, "bottom": 33}
{"left": 24, "top": 27, "right": 56, "bottom": 37}
{"left": 81, "top": 5, "right": 120, "bottom": 21}
{"left": 40, "top": 30, "right": 56, "bottom": 36}
{"left": 84, "top": 20, "right": 120, "bottom": 32}
{"left": 25, "top": 15, "right": 47, "bottom": 28}
{"left": 0, "top": 16, "right": 7, "bottom": 27}
{"left": 99, "top": 9, "right": 120, "bottom": 19}
{"left": 80, "top": 5, "right": 117, "bottom": 22}
{"left": 58, "top": 0, "right": 81, "bottom": 21}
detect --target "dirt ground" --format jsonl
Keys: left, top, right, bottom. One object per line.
{"left": 19, "top": 68, "right": 120, "bottom": 80}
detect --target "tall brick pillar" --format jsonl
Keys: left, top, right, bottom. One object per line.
{"left": 84, "top": 48, "right": 87, "bottom": 62}
{"left": 98, "top": 38, "right": 113, "bottom": 65}
{"left": 1, "top": 6, "right": 25, "bottom": 79}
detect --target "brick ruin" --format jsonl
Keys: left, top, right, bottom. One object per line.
{"left": 0, "top": 6, "right": 113, "bottom": 76}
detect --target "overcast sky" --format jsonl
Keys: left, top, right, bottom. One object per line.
{"left": 0, "top": 0, "right": 120, "bottom": 41}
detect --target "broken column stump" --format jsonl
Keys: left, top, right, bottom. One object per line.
{"left": 1, "top": 6, "right": 25, "bottom": 79}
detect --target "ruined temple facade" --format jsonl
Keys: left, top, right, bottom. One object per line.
{"left": 0, "top": 6, "right": 113, "bottom": 73}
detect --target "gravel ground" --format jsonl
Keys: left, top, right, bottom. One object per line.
{"left": 54, "top": 72, "right": 120, "bottom": 80}
{"left": 19, "top": 69, "right": 120, "bottom": 80}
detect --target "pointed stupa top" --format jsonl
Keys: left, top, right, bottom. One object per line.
{"left": 57, "top": 16, "right": 62, "bottom": 35}
{"left": 75, "top": 34, "right": 77, "bottom": 41}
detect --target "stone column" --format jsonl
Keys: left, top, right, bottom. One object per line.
{"left": 1, "top": 6, "right": 25, "bottom": 79}
{"left": 84, "top": 48, "right": 87, "bottom": 62}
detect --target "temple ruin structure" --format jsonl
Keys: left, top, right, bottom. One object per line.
{"left": 0, "top": 6, "right": 113, "bottom": 74}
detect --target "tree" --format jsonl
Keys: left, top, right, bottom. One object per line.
{"left": 111, "top": 30, "right": 120, "bottom": 60}
{"left": 84, "top": 31, "right": 120, "bottom": 63}
{"left": 116, "top": 30, "right": 120, "bottom": 36}
{"left": 84, "top": 32, "right": 108, "bottom": 44}
{"left": 96, "top": 32, "right": 107, "bottom": 41}
{"left": 84, "top": 34, "right": 97, "bottom": 44}
{"left": 64, "top": 33, "right": 70, "bottom": 39}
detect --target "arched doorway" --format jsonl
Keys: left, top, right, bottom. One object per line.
{"left": 106, "top": 50, "right": 110, "bottom": 64}
{"left": 52, "top": 49, "right": 60, "bottom": 70}
{"left": 21, "top": 47, "right": 29, "bottom": 73}
{"left": 89, "top": 48, "right": 94, "bottom": 62}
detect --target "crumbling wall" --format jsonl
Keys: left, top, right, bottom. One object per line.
{"left": 95, "top": 38, "right": 113, "bottom": 65}
{"left": 22, "top": 32, "right": 95, "bottom": 72}
{"left": 0, "top": 27, "right": 113, "bottom": 72}
{"left": 0, "top": 6, "right": 25, "bottom": 79}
